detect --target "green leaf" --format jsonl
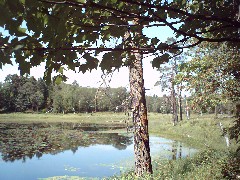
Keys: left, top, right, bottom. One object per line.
{"left": 11, "top": 44, "right": 24, "bottom": 52}
{"left": 108, "top": 26, "right": 124, "bottom": 38}
{"left": 7, "top": 0, "right": 24, "bottom": 14}
{"left": 53, "top": 75, "right": 67, "bottom": 85}
{"left": 18, "top": 27, "right": 26, "bottom": 33}
{"left": 112, "top": 52, "right": 122, "bottom": 68}
{"left": 82, "top": 34, "right": 87, "bottom": 41}
{"left": 102, "top": 25, "right": 109, "bottom": 31}
{"left": 27, "top": 14, "right": 41, "bottom": 33}
{"left": 151, "top": 37, "right": 160, "bottom": 45}
{"left": 79, "top": 53, "right": 99, "bottom": 73}
{"left": 100, "top": 52, "right": 122, "bottom": 72}
{"left": 18, "top": 60, "right": 31, "bottom": 76}
{"left": 79, "top": 64, "right": 88, "bottom": 73}
{"left": 58, "top": 67, "right": 64, "bottom": 74}
{"left": 152, "top": 53, "right": 170, "bottom": 68}
{"left": 0, "top": 50, "right": 12, "bottom": 68}
{"left": 168, "top": 45, "right": 179, "bottom": 54}
{"left": 100, "top": 53, "right": 112, "bottom": 72}
{"left": 102, "top": 33, "right": 111, "bottom": 41}
{"left": 30, "top": 52, "right": 44, "bottom": 67}
{"left": 154, "top": 81, "right": 161, "bottom": 86}
{"left": 118, "top": 2, "right": 124, "bottom": 8}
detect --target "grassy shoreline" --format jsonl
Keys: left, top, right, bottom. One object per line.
{"left": 0, "top": 112, "right": 128, "bottom": 124}
{"left": 0, "top": 112, "right": 238, "bottom": 179}
{"left": 1, "top": 112, "right": 231, "bottom": 149}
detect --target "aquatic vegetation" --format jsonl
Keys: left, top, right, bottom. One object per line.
{"left": 0, "top": 122, "right": 132, "bottom": 162}
{"left": 64, "top": 165, "right": 80, "bottom": 172}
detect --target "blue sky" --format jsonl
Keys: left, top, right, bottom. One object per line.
{"left": 0, "top": 24, "right": 175, "bottom": 96}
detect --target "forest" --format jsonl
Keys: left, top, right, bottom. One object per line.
{"left": 0, "top": 73, "right": 178, "bottom": 114}
{"left": 0, "top": 74, "right": 129, "bottom": 113}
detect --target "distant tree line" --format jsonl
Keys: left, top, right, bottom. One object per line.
{"left": 0, "top": 74, "right": 236, "bottom": 115}
{"left": 0, "top": 74, "right": 171, "bottom": 114}
{"left": 0, "top": 74, "right": 129, "bottom": 113}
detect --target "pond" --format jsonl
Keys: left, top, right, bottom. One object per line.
{"left": 0, "top": 122, "right": 196, "bottom": 179}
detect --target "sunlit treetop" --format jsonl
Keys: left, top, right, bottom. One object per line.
{"left": 0, "top": 0, "right": 239, "bottom": 82}
{"left": 176, "top": 42, "right": 240, "bottom": 111}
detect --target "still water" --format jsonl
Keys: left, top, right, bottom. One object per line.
{"left": 0, "top": 123, "right": 196, "bottom": 179}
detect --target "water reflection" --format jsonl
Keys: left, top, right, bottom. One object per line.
{"left": 0, "top": 122, "right": 132, "bottom": 162}
{"left": 0, "top": 123, "right": 197, "bottom": 179}
{"left": 170, "top": 141, "right": 195, "bottom": 160}
{"left": 150, "top": 137, "right": 196, "bottom": 160}
{"left": 172, "top": 141, "right": 178, "bottom": 160}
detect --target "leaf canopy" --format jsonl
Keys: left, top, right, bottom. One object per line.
{"left": 0, "top": 0, "right": 239, "bottom": 82}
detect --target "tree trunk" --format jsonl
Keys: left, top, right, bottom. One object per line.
{"left": 171, "top": 72, "right": 178, "bottom": 126}
{"left": 179, "top": 97, "right": 183, "bottom": 121}
{"left": 94, "top": 94, "right": 98, "bottom": 112}
{"left": 129, "top": 52, "right": 153, "bottom": 176}
{"left": 185, "top": 96, "right": 190, "bottom": 120}
{"left": 178, "top": 86, "right": 183, "bottom": 121}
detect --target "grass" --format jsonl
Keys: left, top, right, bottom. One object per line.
{"left": 108, "top": 113, "right": 239, "bottom": 180}
{"left": 148, "top": 113, "right": 235, "bottom": 150}
{"left": 0, "top": 112, "right": 239, "bottom": 179}
{"left": 0, "top": 112, "right": 127, "bottom": 124}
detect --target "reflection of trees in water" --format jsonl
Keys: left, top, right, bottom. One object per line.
{"left": 0, "top": 123, "right": 132, "bottom": 162}
{"left": 179, "top": 144, "right": 182, "bottom": 159}
{"left": 99, "top": 133, "right": 132, "bottom": 150}
{"left": 171, "top": 141, "right": 177, "bottom": 160}
{"left": 36, "top": 151, "right": 43, "bottom": 159}
{"left": 71, "top": 147, "right": 78, "bottom": 154}
{"left": 171, "top": 141, "right": 183, "bottom": 160}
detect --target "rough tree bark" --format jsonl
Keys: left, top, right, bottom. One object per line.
{"left": 129, "top": 52, "right": 153, "bottom": 176}
{"left": 125, "top": 19, "right": 152, "bottom": 176}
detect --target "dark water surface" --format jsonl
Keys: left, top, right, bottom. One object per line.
{"left": 0, "top": 123, "right": 196, "bottom": 179}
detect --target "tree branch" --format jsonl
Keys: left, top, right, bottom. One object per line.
{"left": 121, "top": 0, "right": 240, "bottom": 27}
